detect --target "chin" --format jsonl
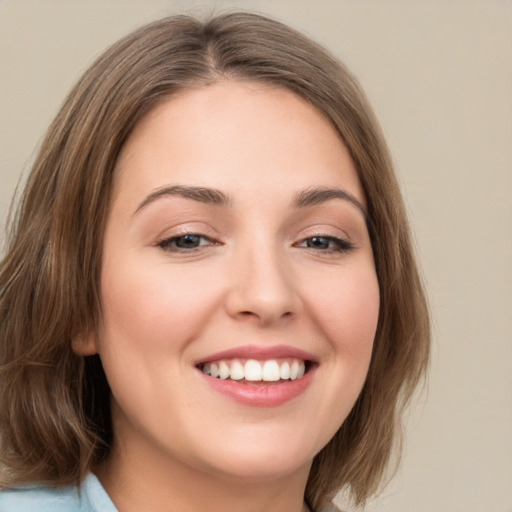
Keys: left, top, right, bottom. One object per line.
{"left": 204, "top": 451, "right": 313, "bottom": 483}
{"left": 189, "top": 427, "right": 321, "bottom": 483}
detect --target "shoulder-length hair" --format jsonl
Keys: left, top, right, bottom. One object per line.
{"left": 0, "top": 12, "right": 429, "bottom": 510}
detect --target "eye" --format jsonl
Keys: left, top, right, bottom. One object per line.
{"left": 157, "top": 233, "right": 217, "bottom": 252}
{"left": 296, "top": 235, "right": 354, "bottom": 253}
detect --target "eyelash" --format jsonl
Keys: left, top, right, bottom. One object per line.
{"left": 157, "top": 233, "right": 217, "bottom": 252}
{"left": 295, "top": 235, "right": 355, "bottom": 254}
{"left": 157, "top": 233, "right": 354, "bottom": 254}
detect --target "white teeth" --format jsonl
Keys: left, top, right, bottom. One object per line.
{"left": 219, "top": 360, "right": 230, "bottom": 380}
{"left": 280, "top": 361, "right": 291, "bottom": 379}
{"left": 262, "top": 360, "right": 280, "bottom": 381}
{"left": 230, "top": 360, "right": 244, "bottom": 380}
{"left": 290, "top": 360, "right": 299, "bottom": 380}
{"left": 244, "top": 359, "right": 262, "bottom": 381}
{"left": 201, "top": 357, "right": 309, "bottom": 382}
{"left": 210, "top": 363, "right": 219, "bottom": 378}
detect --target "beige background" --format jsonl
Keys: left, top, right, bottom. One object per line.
{"left": 1, "top": 1, "right": 511, "bottom": 511}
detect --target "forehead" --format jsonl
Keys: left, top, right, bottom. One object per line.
{"left": 113, "top": 80, "right": 364, "bottom": 208}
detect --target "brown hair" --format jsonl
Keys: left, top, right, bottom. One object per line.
{"left": 0, "top": 12, "right": 429, "bottom": 509}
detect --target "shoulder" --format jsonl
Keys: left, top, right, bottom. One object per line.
{"left": 0, "top": 482, "right": 80, "bottom": 512}
{"left": 0, "top": 473, "right": 116, "bottom": 512}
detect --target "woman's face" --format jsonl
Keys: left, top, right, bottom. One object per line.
{"left": 81, "top": 81, "right": 379, "bottom": 483}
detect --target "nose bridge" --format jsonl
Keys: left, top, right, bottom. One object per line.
{"left": 226, "top": 232, "right": 298, "bottom": 325}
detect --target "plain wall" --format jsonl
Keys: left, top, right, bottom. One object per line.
{"left": 1, "top": 1, "right": 511, "bottom": 511}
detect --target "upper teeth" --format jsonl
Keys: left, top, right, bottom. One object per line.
{"left": 202, "top": 358, "right": 306, "bottom": 382}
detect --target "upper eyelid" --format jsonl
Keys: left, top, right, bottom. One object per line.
{"left": 153, "top": 218, "right": 358, "bottom": 245}
{"left": 294, "top": 226, "right": 353, "bottom": 243}
{"left": 156, "top": 229, "right": 352, "bottom": 243}
{"left": 157, "top": 234, "right": 220, "bottom": 253}
{"left": 155, "top": 224, "right": 220, "bottom": 242}
{"left": 297, "top": 234, "right": 347, "bottom": 242}
{"left": 158, "top": 233, "right": 217, "bottom": 244}
{"left": 295, "top": 234, "right": 354, "bottom": 247}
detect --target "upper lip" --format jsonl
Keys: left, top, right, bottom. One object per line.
{"left": 195, "top": 344, "right": 317, "bottom": 365}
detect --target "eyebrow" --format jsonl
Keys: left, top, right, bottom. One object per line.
{"left": 133, "top": 184, "right": 367, "bottom": 219}
{"left": 293, "top": 187, "right": 368, "bottom": 218}
{"left": 134, "top": 185, "right": 232, "bottom": 214}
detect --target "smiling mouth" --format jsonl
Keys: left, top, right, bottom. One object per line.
{"left": 198, "top": 358, "right": 312, "bottom": 383}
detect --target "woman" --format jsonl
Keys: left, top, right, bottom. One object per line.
{"left": 0, "top": 12, "right": 429, "bottom": 512}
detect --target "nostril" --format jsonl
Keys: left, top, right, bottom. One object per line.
{"left": 237, "top": 309, "right": 294, "bottom": 324}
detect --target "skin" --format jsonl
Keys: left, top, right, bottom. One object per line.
{"left": 74, "top": 81, "right": 380, "bottom": 512}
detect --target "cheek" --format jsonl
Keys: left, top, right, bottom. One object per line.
{"left": 294, "top": 262, "right": 379, "bottom": 444}
{"left": 305, "top": 263, "right": 380, "bottom": 360}
{"left": 99, "top": 257, "right": 222, "bottom": 350}
{"left": 96, "top": 259, "right": 225, "bottom": 424}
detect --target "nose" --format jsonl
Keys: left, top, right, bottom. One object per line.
{"left": 224, "top": 242, "right": 300, "bottom": 327}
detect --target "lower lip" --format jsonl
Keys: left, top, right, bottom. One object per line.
{"left": 199, "top": 367, "right": 315, "bottom": 407}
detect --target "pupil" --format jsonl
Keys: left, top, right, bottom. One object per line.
{"left": 176, "top": 235, "right": 200, "bottom": 248}
{"left": 308, "top": 237, "right": 329, "bottom": 249}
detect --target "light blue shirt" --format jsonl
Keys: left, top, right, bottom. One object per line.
{"left": 0, "top": 472, "right": 117, "bottom": 512}
{"left": 0, "top": 474, "right": 344, "bottom": 512}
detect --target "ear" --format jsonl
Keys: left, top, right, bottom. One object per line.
{"left": 71, "top": 332, "right": 98, "bottom": 356}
